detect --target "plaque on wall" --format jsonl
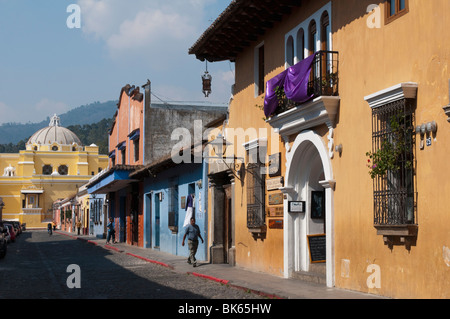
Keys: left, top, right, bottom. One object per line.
{"left": 268, "top": 193, "right": 283, "bottom": 205}
{"left": 267, "top": 206, "right": 284, "bottom": 217}
{"left": 269, "top": 219, "right": 283, "bottom": 229}
{"left": 268, "top": 153, "right": 281, "bottom": 177}
{"left": 288, "top": 201, "right": 306, "bottom": 213}
{"left": 266, "top": 177, "right": 284, "bottom": 191}
{"left": 181, "top": 196, "right": 186, "bottom": 209}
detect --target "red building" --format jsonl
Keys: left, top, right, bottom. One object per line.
{"left": 87, "top": 84, "right": 144, "bottom": 246}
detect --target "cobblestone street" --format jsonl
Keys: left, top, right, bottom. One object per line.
{"left": 0, "top": 231, "right": 265, "bottom": 300}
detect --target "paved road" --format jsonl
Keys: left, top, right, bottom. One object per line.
{"left": 0, "top": 230, "right": 266, "bottom": 300}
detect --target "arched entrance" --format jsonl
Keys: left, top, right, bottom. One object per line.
{"left": 282, "top": 130, "right": 335, "bottom": 287}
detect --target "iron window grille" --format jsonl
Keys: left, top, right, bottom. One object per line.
{"left": 246, "top": 151, "right": 266, "bottom": 229}
{"left": 168, "top": 181, "right": 178, "bottom": 233}
{"left": 371, "top": 98, "right": 417, "bottom": 226}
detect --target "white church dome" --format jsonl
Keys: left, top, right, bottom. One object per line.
{"left": 27, "top": 114, "right": 82, "bottom": 146}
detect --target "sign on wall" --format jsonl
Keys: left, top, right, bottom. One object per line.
{"left": 269, "top": 219, "right": 283, "bottom": 229}
{"left": 267, "top": 206, "right": 283, "bottom": 217}
{"left": 268, "top": 152, "right": 281, "bottom": 177}
{"left": 288, "top": 201, "right": 306, "bottom": 213}
{"left": 268, "top": 193, "right": 283, "bottom": 205}
{"left": 266, "top": 177, "right": 284, "bottom": 191}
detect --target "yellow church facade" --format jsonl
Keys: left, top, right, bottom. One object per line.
{"left": 0, "top": 115, "right": 108, "bottom": 229}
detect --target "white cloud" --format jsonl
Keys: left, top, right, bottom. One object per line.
{"left": 78, "top": 0, "right": 213, "bottom": 63}
{"left": 35, "top": 98, "right": 70, "bottom": 116}
{"left": 220, "top": 69, "right": 235, "bottom": 83}
{"left": 106, "top": 10, "right": 195, "bottom": 58}
{"left": 75, "top": 0, "right": 233, "bottom": 103}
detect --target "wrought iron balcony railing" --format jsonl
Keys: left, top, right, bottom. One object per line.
{"left": 274, "top": 50, "right": 339, "bottom": 116}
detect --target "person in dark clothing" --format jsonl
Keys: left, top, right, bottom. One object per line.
{"left": 106, "top": 217, "right": 116, "bottom": 244}
{"left": 182, "top": 217, "right": 204, "bottom": 267}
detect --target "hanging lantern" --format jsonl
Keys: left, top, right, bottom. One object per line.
{"left": 202, "top": 61, "right": 212, "bottom": 97}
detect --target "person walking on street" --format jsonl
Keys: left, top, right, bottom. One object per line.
{"left": 106, "top": 217, "right": 117, "bottom": 244}
{"left": 182, "top": 217, "right": 204, "bottom": 267}
{"left": 76, "top": 220, "right": 81, "bottom": 235}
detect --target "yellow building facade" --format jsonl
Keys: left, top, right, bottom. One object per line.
{"left": 192, "top": 0, "right": 450, "bottom": 298}
{"left": 0, "top": 115, "right": 108, "bottom": 229}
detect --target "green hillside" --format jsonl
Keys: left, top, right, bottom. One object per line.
{"left": 0, "top": 100, "right": 117, "bottom": 145}
{"left": 0, "top": 100, "right": 117, "bottom": 154}
{"left": 0, "top": 118, "right": 114, "bottom": 155}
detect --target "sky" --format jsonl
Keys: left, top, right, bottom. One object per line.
{"left": 0, "top": 0, "right": 234, "bottom": 124}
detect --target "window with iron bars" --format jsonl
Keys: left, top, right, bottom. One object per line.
{"left": 168, "top": 180, "right": 179, "bottom": 233}
{"left": 370, "top": 98, "right": 416, "bottom": 227}
{"left": 246, "top": 149, "right": 265, "bottom": 229}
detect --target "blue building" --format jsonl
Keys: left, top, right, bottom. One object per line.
{"left": 131, "top": 152, "right": 209, "bottom": 262}
{"left": 85, "top": 165, "right": 142, "bottom": 244}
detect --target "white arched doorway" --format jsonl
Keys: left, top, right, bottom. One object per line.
{"left": 282, "top": 130, "right": 335, "bottom": 287}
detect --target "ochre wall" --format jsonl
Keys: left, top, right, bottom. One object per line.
{"left": 228, "top": 0, "right": 449, "bottom": 297}
{"left": 332, "top": 0, "right": 450, "bottom": 298}
{"left": 228, "top": 0, "right": 333, "bottom": 276}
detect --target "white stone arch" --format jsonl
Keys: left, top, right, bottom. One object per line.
{"left": 282, "top": 129, "right": 335, "bottom": 287}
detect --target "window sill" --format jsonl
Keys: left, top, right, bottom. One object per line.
{"left": 375, "top": 224, "right": 418, "bottom": 249}
{"left": 248, "top": 225, "right": 266, "bottom": 234}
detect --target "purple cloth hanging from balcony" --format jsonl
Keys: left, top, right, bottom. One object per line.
{"left": 284, "top": 53, "right": 316, "bottom": 103}
{"left": 264, "top": 53, "right": 317, "bottom": 118}
{"left": 264, "top": 69, "right": 288, "bottom": 118}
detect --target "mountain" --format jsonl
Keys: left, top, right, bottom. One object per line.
{"left": 0, "top": 118, "right": 114, "bottom": 155}
{"left": 67, "top": 118, "right": 114, "bottom": 155}
{"left": 0, "top": 100, "right": 118, "bottom": 144}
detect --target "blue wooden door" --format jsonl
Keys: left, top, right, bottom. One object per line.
{"left": 154, "top": 193, "right": 160, "bottom": 248}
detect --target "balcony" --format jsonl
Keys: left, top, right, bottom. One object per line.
{"left": 266, "top": 51, "right": 340, "bottom": 139}
{"left": 308, "top": 51, "right": 339, "bottom": 97}
{"left": 271, "top": 51, "right": 339, "bottom": 116}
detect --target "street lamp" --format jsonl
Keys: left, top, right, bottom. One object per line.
{"left": 208, "top": 133, "right": 231, "bottom": 159}
{"left": 202, "top": 61, "right": 212, "bottom": 97}
{"left": 206, "top": 133, "right": 245, "bottom": 181}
